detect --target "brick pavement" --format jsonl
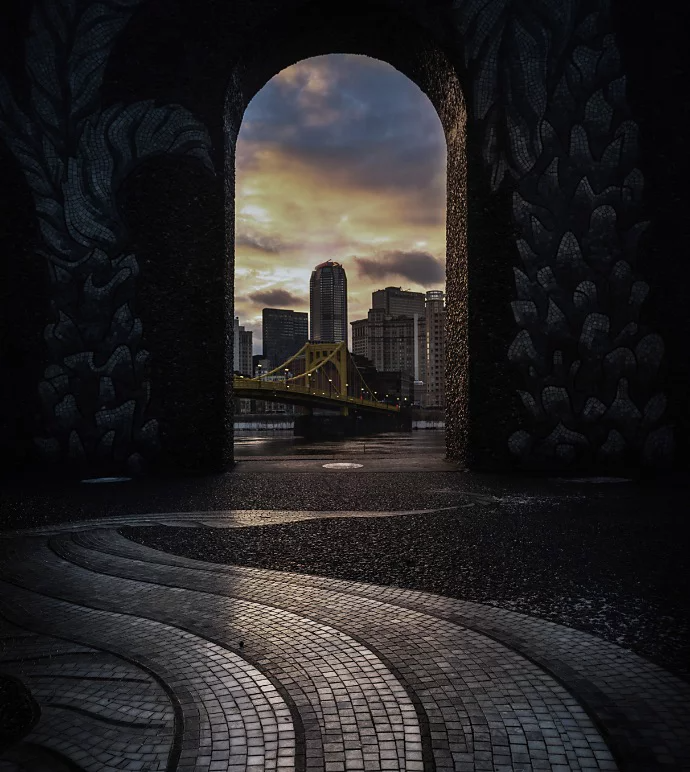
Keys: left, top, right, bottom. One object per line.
{"left": 1, "top": 510, "right": 689, "bottom": 771}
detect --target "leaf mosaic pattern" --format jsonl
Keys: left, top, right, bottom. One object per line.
{"left": 0, "top": 0, "right": 214, "bottom": 476}
{"left": 452, "top": 0, "right": 672, "bottom": 467}
{"left": 0, "top": 0, "right": 672, "bottom": 472}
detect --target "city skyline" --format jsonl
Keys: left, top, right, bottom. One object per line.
{"left": 234, "top": 276, "right": 445, "bottom": 370}
{"left": 234, "top": 53, "right": 447, "bottom": 353}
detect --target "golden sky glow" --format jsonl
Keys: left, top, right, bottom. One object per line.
{"left": 234, "top": 54, "right": 447, "bottom": 352}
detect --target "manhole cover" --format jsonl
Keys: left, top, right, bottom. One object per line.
{"left": 81, "top": 477, "right": 133, "bottom": 484}
{"left": 322, "top": 463, "right": 363, "bottom": 469}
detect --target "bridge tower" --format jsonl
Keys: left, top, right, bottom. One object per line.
{"left": 304, "top": 342, "right": 348, "bottom": 398}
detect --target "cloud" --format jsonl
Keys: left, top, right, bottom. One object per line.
{"left": 233, "top": 54, "right": 448, "bottom": 344}
{"left": 353, "top": 250, "right": 444, "bottom": 286}
{"left": 235, "top": 232, "right": 288, "bottom": 254}
{"left": 248, "top": 288, "right": 307, "bottom": 307}
{"left": 240, "top": 54, "right": 446, "bottom": 196}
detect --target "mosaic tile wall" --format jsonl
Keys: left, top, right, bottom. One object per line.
{"left": 0, "top": 0, "right": 679, "bottom": 474}
{"left": 0, "top": 0, "right": 216, "bottom": 477}
{"left": 450, "top": 0, "right": 674, "bottom": 469}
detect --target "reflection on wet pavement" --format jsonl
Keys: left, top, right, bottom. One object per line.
{"left": 234, "top": 429, "right": 445, "bottom": 458}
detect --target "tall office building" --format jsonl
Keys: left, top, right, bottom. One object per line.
{"left": 352, "top": 287, "right": 445, "bottom": 406}
{"left": 351, "top": 310, "right": 425, "bottom": 381}
{"left": 262, "top": 308, "right": 308, "bottom": 370}
{"left": 351, "top": 287, "right": 427, "bottom": 382}
{"left": 372, "top": 286, "right": 425, "bottom": 318}
{"left": 371, "top": 287, "right": 426, "bottom": 382}
{"left": 424, "top": 290, "right": 446, "bottom": 408}
{"left": 233, "top": 317, "right": 253, "bottom": 376}
{"left": 309, "top": 260, "right": 348, "bottom": 343}
{"left": 239, "top": 328, "right": 253, "bottom": 376}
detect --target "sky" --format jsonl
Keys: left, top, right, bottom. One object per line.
{"left": 233, "top": 54, "right": 447, "bottom": 354}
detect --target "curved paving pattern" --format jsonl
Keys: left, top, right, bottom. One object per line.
{"left": 0, "top": 617, "right": 178, "bottom": 771}
{"left": 1, "top": 507, "right": 460, "bottom": 536}
{"left": 0, "top": 510, "right": 689, "bottom": 772}
{"left": 57, "top": 532, "right": 616, "bottom": 772}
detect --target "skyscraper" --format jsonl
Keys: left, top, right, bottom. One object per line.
{"left": 233, "top": 317, "right": 253, "bottom": 376}
{"left": 351, "top": 287, "right": 427, "bottom": 382}
{"left": 424, "top": 290, "right": 446, "bottom": 408}
{"left": 309, "top": 260, "right": 348, "bottom": 343}
{"left": 262, "top": 308, "right": 308, "bottom": 369}
{"left": 371, "top": 286, "right": 426, "bottom": 381}
{"left": 351, "top": 309, "right": 425, "bottom": 380}
{"left": 372, "top": 286, "right": 425, "bottom": 318}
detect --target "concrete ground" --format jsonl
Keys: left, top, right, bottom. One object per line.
{"left": 1, "top": 452, "right": 689, "bottom": 770}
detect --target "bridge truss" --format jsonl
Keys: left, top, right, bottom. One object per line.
{"left": 233, "top": 341, "right": 401, "bottom": 414}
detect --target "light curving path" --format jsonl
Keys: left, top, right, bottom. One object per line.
{"left": 0, "top": 510, "right": 689, "bottom": 772}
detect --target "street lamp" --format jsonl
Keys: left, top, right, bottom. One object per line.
{"left": 328, "top": 378, "right": 333, "bottom": 398}
{"left": 284, "top": 367, "right": 289, "bottom": 387}
{"left": 257, "top": 363, "right": 262, "bottom": 387}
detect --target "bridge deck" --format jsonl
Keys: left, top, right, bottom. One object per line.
{"left": 234, "top": 378, "right": 402, "bottom": 413}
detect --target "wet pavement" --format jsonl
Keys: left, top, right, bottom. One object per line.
{"left": 1, "top": 432, "right": 689, "bottom": 770}
{"left": 233, "top": 430, "right": 447, "bottom": 458}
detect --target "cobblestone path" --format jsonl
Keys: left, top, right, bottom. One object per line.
{"left": 1, "top": 510, "right": 689, "bottom": 771}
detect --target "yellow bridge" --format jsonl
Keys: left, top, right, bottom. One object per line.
{"left": 233, "top": 341, "right": 401, "bottom": 414}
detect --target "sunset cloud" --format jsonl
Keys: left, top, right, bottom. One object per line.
{"left": 235, "top": 54, "right": 447, "bottom": 352}
{"left": 248, "top": 288, "right": 307, "bottom": 307}
{"left": 353, "top": 251, "right": 445, "bottom": 286}
{"left": 235, "top": 232, "right": 288, "bottom": 254}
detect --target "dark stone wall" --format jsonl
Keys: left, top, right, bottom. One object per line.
{"left": 464, "top": 141, "right": 524, "bottom": 470}
{"left": 0, "top": 146, "right": 48, "bottom": 475}
{"left": 103, "top": 0, "right": 233, "bottom": 475}
{"left": 612, "top": 0, "right": 690, "bottom": 472}
{"left": 121, "top": 159, "right": 230, "bottom": 475}
{"left": 0, "top": 0, "right": 686, "bottom": 478}
{"left": 0, "top": 1, "right": 42, "bottom": 476}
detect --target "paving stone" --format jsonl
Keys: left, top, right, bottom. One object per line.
{"left": 0, "top": 514, "right": 688, "bottom": 771}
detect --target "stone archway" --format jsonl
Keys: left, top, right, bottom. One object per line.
{"left": 224, "top": 3, "right": 470, "bottom": 466}
{"left": 0, "top": 0, "right": 673, "bottom": 478}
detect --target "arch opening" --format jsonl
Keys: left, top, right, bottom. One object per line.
{"left": 231, "top": 53, "right": 452, "bottom": 454}
{"left": 225, "top": 4, "right": 468, "bottom": 465}
{"left": 0, "top": 0, "right": 676, "bottom": 479}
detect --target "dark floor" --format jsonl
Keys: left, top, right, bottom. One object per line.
{"left": 2, "top": 456, "right": 690, "bottom": 771}
{"left": 3, "top": 461, "right": 690, "bottom": 679}
{"left": 2, "top": 459, "right": 689, "bottom": 528}
{"left": 123, "top": 487, "right": 690, "bottom": 681}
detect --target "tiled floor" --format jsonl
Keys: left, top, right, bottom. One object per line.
{"left": 1, "top": 510, "right": 689, "bottom": 771}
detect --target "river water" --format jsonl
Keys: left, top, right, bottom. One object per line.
{"left": 234, "top": 429, "right": 446, "bottom": 458}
